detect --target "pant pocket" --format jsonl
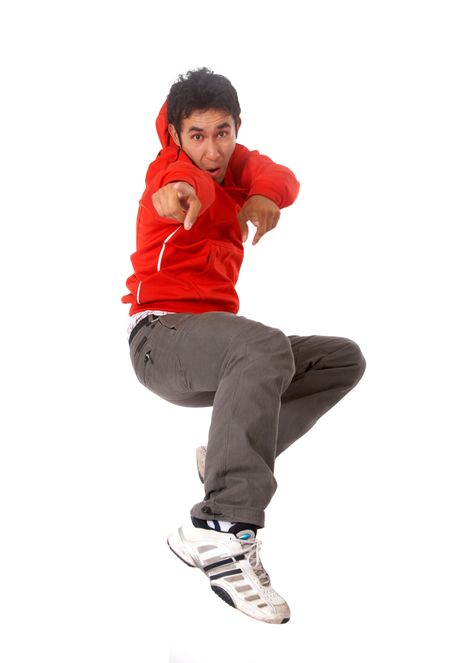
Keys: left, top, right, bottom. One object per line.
{"left": 157, "top": 314, "right": 182, "bottom": 331}
{"left": 134, "top": 335, "right": 147, "bottom": 355}
{"left": 130, "top": 334, "right": 152, "bottom": 386}
{"left": 157, "top": 312, "right": 192, "bottom": 331}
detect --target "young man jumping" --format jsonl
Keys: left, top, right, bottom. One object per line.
{"left": 122, "top": 67, "right": 366, "bottom": 624}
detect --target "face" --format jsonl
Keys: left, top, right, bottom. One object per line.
{"left": 168, "top": 108, "right": 240, "bottom": 184}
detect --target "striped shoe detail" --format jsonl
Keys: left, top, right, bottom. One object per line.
{"left": 197, "top": 545, "right": 216, "bottom": 553}
{"left": 222, "top": 574, "right": 245, "bottom": 583}
{"left": 167, "top": 524, "right": 291, "bottom": 623}
{"left": 203, "top": 554, "right": 245, "bottom": 573}
{"left": 209, "top": 569, "right": 244, "bottom": 581}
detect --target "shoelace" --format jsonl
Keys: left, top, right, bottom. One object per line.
{"left": 239, "top": 538, "right": 271, "bottom": 587}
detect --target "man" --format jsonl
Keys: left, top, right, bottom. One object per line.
{"left": 122, "top": 68, "right": 366, "bottom": 624}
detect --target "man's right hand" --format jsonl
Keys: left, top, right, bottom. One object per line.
{"left": 152, "top": 181, "right": 201, "bottom": 230}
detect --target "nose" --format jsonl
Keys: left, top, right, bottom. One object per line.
{"left": 204, "top": 138, "right": 220, "bottom": 161}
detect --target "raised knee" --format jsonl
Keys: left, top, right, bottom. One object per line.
{"left": 266, "top": 329, "right": 296, "bottom": 381}
{"left": 343, "top": 338, "right": 366, "bottom": 382}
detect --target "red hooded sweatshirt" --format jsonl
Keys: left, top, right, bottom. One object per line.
{"left": 121, "top": 101, "right": 300, "bottom": 316}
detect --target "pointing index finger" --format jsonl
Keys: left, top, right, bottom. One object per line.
{"left": 184, "top": 197, "right": 201, "bottom": 229}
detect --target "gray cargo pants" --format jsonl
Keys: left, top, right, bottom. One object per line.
{"left": 128, "top": 311, "right": 366, "bottom": 528}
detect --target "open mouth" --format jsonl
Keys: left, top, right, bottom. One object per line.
{"left": 206, "top": 167, "right": 221, "bottom": 176}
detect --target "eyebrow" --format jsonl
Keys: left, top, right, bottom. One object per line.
{"left": 187, "top": 122, "right": 232, "bottom": 133}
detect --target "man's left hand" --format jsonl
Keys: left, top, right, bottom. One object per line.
{"left": 237, "top": 195, "right": 281, "bottom": 245}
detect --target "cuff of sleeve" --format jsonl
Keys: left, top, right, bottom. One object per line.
{"left": 248, "top": 178, "right": 300, "bottom": 209}
{"left": 159, "top": 166, "right": 216, "bottom": 212}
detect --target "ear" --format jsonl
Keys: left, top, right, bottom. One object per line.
{"left": 168, "top": 123, "right": 181, "bottom": 147}
{"left": 235, "top": 117, "right": 242, "bottom": 137}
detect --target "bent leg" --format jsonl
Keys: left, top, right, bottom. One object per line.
{"left": 276, "top": 335, "right": 366, "bottom": 457}
{"left": 130, "top": 314, "right": 365, "bottom": 527}
{"left": 178, "top": 313, "right": 295, "bottom": 528}
{"left": 130, "top": 311, "right": 295, "bottom": 527}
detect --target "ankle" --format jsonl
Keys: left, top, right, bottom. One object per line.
{"left": 191, "top": 516, "right": 258, "bottom": 538}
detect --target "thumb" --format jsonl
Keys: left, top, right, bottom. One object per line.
{"left": 173, "top": 181, "right": 195, "bottom": 210}
{"left": 183, "top": 192, "right": 201, "bottom": 229}
{"left": 237, "top": 209, "right": 248, "bottom": 242}
{"left": 239, "top": 219, "right": 249, "bottom": 242}
{"left": 172, "top": 181, "right": 195, "bottom": 196}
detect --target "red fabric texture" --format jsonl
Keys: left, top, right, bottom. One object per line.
{"left": 122, "top": 100, "right": 300, "bottom": 316}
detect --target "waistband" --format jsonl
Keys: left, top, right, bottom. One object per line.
{"left": 128, "top": 314, "right": 160, "bottom": 346}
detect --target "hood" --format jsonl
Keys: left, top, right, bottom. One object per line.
{"left": 153, "top": 98, "right": 245, "bottom": 194}
{"left": 155, "top": 99, "right": 176, "bottom": 149}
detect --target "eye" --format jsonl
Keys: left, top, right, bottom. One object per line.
{"left": 192, "top": 134, "right": 203, "bottom": 141}
{"left": 218, "top": 131, "right": 229, "bottom": 138}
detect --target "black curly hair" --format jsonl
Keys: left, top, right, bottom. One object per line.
{"left": 167, "top": 67, "right": 241, "bottom": 138}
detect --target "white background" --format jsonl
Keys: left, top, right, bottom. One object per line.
{"left": 1, "top": 1, "right": 449, "bottom": 661}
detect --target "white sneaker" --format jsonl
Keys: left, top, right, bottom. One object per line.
{"left": 195, "top": 446, "right": 207, "bottom": 484}
{"left": 167, "top": 523, "right": 290, "bottom": 624}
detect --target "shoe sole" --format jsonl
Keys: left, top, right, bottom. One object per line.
{"left": 167, "top": 530, "right": 290, "bottom": 624}
{"left": 195, "top": 446, "right": 206, "bottom": 484}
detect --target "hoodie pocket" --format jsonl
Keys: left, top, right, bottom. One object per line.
{"left": 157, "top": 314, "right": 179, "bottom": 330}
{"left": 158, "top": 237, "right": 213, "bottom": 276}
{"left": 203, "top": 240, "right": 243, "bottom": 284}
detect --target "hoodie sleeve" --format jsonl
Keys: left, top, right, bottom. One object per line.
{"left": 152, "top": 100, "right": 216, "bottom": 214}
{"left": 147, "top": 158, "right": 216, "bottom": 215}
{"left": 230, "top": 144, "right": 300, "bottom": 209}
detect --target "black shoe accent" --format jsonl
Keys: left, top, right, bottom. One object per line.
{"left": 281, "top": 617, "right": 290, "bottom": 624}
{"left": 191, "top": 516, "right": 215, "bottom": 530}
{"left": 211, "top": 585, "right": 235, "bottom": 608}
{"left": 229, "top": 522, "right": 258, "bottom": 538}
{"left": 203, "top": 553, "right": 246, "bottom": 573}
{"left": 209, "top": 568, "right": 243, "bottom": 581}
{"left": 203, "top": 557, "right": 235, "bottom": 572}
{"left": 191, "top": 517, "right": 258, "bottom": 538}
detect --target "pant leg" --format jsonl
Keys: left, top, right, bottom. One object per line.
{"left": 130, "top": 311, "right": 295, "bottom": 528}
{"left": 129, "top": 313, "right": 366, "bottom": 528}
{"left": 275, "top": 335, "right": 366, "bottom": 457}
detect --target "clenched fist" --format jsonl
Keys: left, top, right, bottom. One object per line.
{"left": 152, "top": 181, "right": 201, "bottom": 230}
{"left": 238, "top": 195, "right": 281, "bottom": 245}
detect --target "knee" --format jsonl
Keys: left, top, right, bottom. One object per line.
{"left": 342, "top": 338, "right": 366, "bottom": 384}
{"left": 265, "top": 329, "right": 296, "bottom": 382}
